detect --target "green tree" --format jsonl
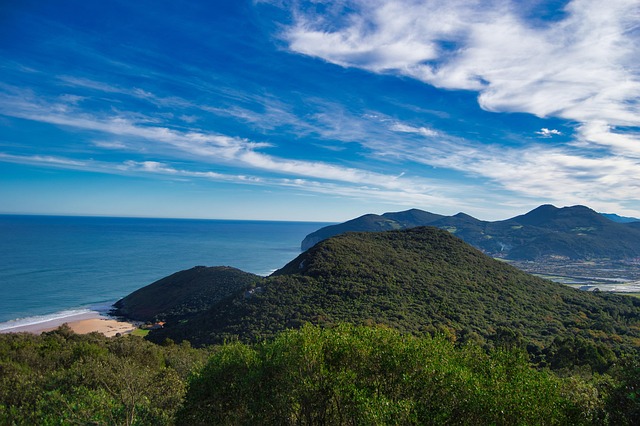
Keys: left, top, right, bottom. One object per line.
{"left": 178, "top": 324, "right": 598, "bottom": 425}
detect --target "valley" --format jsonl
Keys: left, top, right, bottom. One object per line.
{"left": 508, "top": 258, "right": 640, "bottom": 292}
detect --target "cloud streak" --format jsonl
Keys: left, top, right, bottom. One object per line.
{"left": 0, "top": 89, "right": 459, "bottom": 205}
{"left": 279, "top": 0, "right": 640, "bottom": 152}
{"left": 3, "top": 0, "right": 640, "bottom": 220}
{"left": 0, "top": 151, "right": 465, "bottom": 208}
{"left": 536, "top": 128, "right": 562, "bottom": 138}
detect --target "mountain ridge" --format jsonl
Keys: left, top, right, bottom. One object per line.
{"left": 301, "top": 204, "right": 640, "bottom": 260}
{"left": 601, "top": 212, "right": 640, "bottom": 223}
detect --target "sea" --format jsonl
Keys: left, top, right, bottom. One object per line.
{"left": 0, "top": 215, "right": 331, "bottom": 330}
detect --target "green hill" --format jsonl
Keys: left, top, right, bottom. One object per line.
{"left": 501, "top": 205, "right": 640, "bottom": 259}
{"left": 302, "top": 205, "right": 640, "bottom": 260}
{"left": 145, "top": 227, "right": 640, "bottom": 368}
{"left": 301, "top": 209, "right": 444, "bottom": 250}
{"left": 112, "top": 266, "right": 260, "bottom": 322}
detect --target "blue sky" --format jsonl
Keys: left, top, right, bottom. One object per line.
{"left": 1, "top": 0, "right": 639, "bottom": 221}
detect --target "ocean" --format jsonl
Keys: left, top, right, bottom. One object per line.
{"left": 0, "top": 215, "right": 330, "bottom": 329}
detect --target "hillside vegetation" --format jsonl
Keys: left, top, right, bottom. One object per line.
{"left": 146, "top": 227, "right": 640, "bottom": 373}
{"left": 0, "top": 326, "right": 208, "bottom": 425}
{"left": 112, "top": 266, "right": 260, "bottom": 322}
{"left": 178, "top": 324, "right": 607, "bottom": 425}
{"left": 4, "top": 324, "right": 640, "bottom": 425}
{"left": 301, "top": 204, "right": 640, "bottom": 260}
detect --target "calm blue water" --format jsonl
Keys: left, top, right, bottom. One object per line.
{"left": 0, "top": 215, "right": 329, "bottom": 326}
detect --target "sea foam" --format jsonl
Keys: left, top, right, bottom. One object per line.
{"left": 0, "top": 308, "right": 95, "bottom": 332}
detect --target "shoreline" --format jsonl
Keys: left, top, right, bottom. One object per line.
{"left": 0, "top": 310, "right": 138, "bottom": 337}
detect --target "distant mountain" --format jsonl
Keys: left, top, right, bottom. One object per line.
{"left": 112, "top": 266, "right": 260, "bottom": 322}
{"left": 302, "top": 205, "right": 640, "bottom": 261}
{"left": 628, "top": 222, "right": 640, "bottom": 230}
{"left": 300, "top": 208, "right": 444, "bottom": 250}
{"left": 145, "top": 227, "right": 640, "bottom": 364}
{"left": 601, "top": 212, "right": 640, "bottom": 223}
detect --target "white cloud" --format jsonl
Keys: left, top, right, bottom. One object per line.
{"left": 405, "top": 140, "right": 640, "bottom": 211}
{"left": 7, "top": 82, "right": 638, "bottom": 216}
{"left": 0, "top": 91, "right": 453, "bottom": 200}
{"left": 92, "top": 140, "right": 128, "bottom": 149}
{"left": 326, "top": 114, "right": 640, "bottom": 213}
{"left": 58, "top": 94, "right": 85, "bottom": 105}
{"left": 0, "top": 153, "right": 86, "bottom": 167}
{"left": 389, "top": 122, "right": 439, "bottom": 137}
{"left": 0, "top": 151, "right": 472, "bottom": 208}
{"left": 122, "top": 160, "right": 178, "bottom": 174}
{"left": 536, "top": 128, "right": 562, "bottom": 138}
{"left": 279, "top": 0, "right": 640, "bottom": 152}
{"left": 575, "top": 121, "right": 640, "bottom": 157}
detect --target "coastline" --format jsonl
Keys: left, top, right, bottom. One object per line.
{"left": 0, "top": 216, "right": 324, "bottom": 329}
{"left": 0, "top": 310, "right": 138, "bottom": 337}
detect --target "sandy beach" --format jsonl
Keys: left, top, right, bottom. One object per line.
{"left": 63, "top": 318, "right": 138, "bottom": 337}
{"left": 0, "top": 311, "right": 137, "bottom": 337}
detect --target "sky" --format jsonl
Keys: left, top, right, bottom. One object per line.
{"left": 0, "top": 0, "right": 639, "bottom": 222}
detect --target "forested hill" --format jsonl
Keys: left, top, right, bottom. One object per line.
{"left": 147, "top": 227, "right": 640, "bottom": 368}
{"left": 112, "top": 266, "right": 260, "bottom": 322}
{"left": 301, "top": 204, "right": 640, "bottom": 260}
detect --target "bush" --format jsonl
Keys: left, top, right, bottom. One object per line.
{"left": 178, "top": 324, "right": 598, "bottom": 425}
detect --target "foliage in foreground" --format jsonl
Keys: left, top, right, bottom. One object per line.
{"left": 1, "top": 324, "right": 639, "bottom": 425}
{"left": 178, "top": 324, "right": 605, "bottom": 425}
{"left": 0, "top": 325, "right": 208, "bottom": 425}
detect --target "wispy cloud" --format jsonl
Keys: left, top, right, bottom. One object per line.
{"left": 92, "top": 140, "right": 128, "bottom": 149}
{"left": 399, "top": 138, "right": 640, "bottom": 213}
{"left": 536, "top": 128, "right": 562, "bottom": 138}
{"left": 119, "top": 159, "right": 483, "bottom": 210}
{"left": 4, "top": 75, "right": 638, "bottom": 216}
{"left": 0, "top": 89, "right": 458, "bottom": 203}
{"left": 321, "top": 112, "right": 640, "bottom": 213}
{"left": 278, "top": 0, "right": 640, "bottom": 153}
{"left": 389, "top": 122, "right": 439, "bottom": 137}
{"left": 58, "top": 76, "right": 195, "bottom": 109}
{"left": 0, "top": 151, "right": 471, "bottom": 208}
{"left": 0, "top": 153, "right": 86, "bottom": 167}
{"left": 576, "top": 121, "right": 640, "bottom": 157}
